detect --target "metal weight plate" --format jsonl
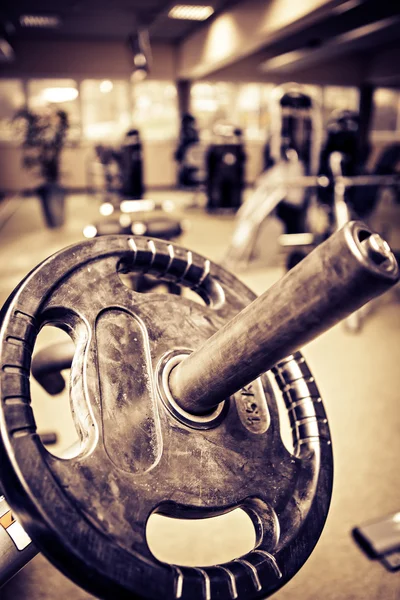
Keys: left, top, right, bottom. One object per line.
{"left": 0, "top": 236, "right": 333, "bottom": 600}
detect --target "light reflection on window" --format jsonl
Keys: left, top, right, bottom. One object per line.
{"left": 132, "top": 81, "right": 178, "bottom": 140}
{"left": 81, "top": 79, "right": 131, "bottom": 141}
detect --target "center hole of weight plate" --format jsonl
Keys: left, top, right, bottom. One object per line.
{"left": 156, "top": 350, "right": 228, "bottom": 430}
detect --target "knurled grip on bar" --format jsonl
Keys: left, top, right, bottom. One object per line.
{"left": 169, "top": 222, "right": 399, "bottom": 415}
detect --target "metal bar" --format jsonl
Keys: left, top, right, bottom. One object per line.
{"left": 337, "top": 175, "right": 400, "bottom": 187}
{"left": 258, "top": 175, "right": 323, "bottom": 188}
{"left": 250, "top": 174, "right": 400, "bottom": 190}
{"left": 169, "top": 222, "right": 399, "bottom": 415}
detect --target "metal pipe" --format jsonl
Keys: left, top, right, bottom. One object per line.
{"left": 169, "top": 222, "right": 399, "bottom": 415}
{"left": 249, "top": 174, "right": 400, "bottom": 190}
{"left": 338, "top": 175, "right": 400, "bottom": 187}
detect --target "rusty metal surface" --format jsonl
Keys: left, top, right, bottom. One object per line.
{"left": 0, "top": 236, "right": 333, "bottom": 599}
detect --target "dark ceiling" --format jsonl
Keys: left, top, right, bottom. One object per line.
{"left": 257, "top": 0, "right": 400, "bottom": 64}
{"left": 207, "top": 0, "right": 400, "bottom": 86}
{"left": 0, "top": 0, "right": 239, "bottom": 43}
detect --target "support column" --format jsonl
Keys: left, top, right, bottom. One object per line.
{"left": 358, "top": 83, "right": 374, "bottom": 165}
{"left": 176, "top": 79, "right": 191, "bottom": 118}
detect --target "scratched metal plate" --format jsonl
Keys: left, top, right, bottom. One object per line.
{"left": 0, "top": 236, "right": 333, "bottom": 600}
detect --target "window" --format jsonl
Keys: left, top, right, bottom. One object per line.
{"left": 27, "top": 79, "right": 80, "bottom": 140}
{"left": 190, "top": 82, "right": 236, "bottom": 141}
{"left": 132, "top": 81, "right": 178, "bottom": 140}
{"left": 304, "top": 85, "right": 323, "bottom": 106}
{"left": 0, "top": 79, "right": 25, "bottom": 141}
{"left": 191, "top": 83, "right": 321, "bottom": 141}
{"left": 81, "top": 80, "right": 131, "bottom": 141}
{"left": 322, "top": 86, "right": 360, "bottom": 124}
{"left": 371, "top": 88, "right": 400, "bottom": 133}
{"left": 259, "top": 84, "right": 275, "bottom": 137}
{"left": 235, "top": 84, "right": 263, "bottom": 140}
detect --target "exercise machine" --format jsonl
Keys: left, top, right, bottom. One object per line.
{"left": 206, "top": 123, "right": 246, "bottom": 212}
{"left": 224, "top": 84, "right": 323, "bottom": 269}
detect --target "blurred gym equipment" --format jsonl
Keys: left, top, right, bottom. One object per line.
{"left": 83, "top": 198, "right": 184, "bottom": 294}
{"left": 120, "top": 129, "right": 145, "bottom": 199}
{"left": 319, "top": 110, "right": 365, "bottom": 180}
{"left": 264, "top": 84, "right": 323, "bottom": 233}
{"left": 85, "top": 128, "right": 183, "bottom": 272}
{"left": 0, "top": 223, "right": 398, "bottom": 599}
{"left": 373, "top": 143, "right": 400, "bottom": 204}
{"left": 264, "top": 84, "right": 322, "bottom": 176}
{"left": 318, "top": 110, "right": 379, "bottom": 224}
{"left": 353, "top": 511, "right": 400, "bottom": 572}
{"left": 88, "top": 128, "right": 144, "bottom": 206}
{"left": 13, "top": 108, "right": 69, "bottom": 229}
{"left": 206, "top": 123, "right": 246, "bottom": 212}
{"left": 175, "top": 118, "right": 247, "bottom": 212}
{"left": 224, "top": 84, "right": 323, "bottom": 268}
{"left": 89, "top": 144, "right": 121, "bottom": 203}
{"left": 225, "top": 170, "right": 400, "bottom": 271}
{"left": 83, "top": 198, "right": 182, "bottom": 240}
{"left": 175, "top": 113, "right": 204, "bottom": 189}
{"left": 225, "top": 90, "right": 400, "bottom": 273}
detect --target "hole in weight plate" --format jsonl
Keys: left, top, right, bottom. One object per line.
{"left": 118, "top": 271, "right": 207, "bottom": 305}
{"left": 146, "top": 509, "right": 256, "bottom": 567}
{"left": 31, "top": 325, "right": 80, "bottom": 458}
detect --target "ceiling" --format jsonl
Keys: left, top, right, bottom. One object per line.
{"left": 1, "top": 0, "right": 400, "bottom": 86}
{"left": 257, "top": 0, "right": 400, "bottom": 71}
{"left": 0, "top": 0, "right": 239, "bottom": 43}
{"left": 175, "top": 0, "right": 400, "bottom": 86}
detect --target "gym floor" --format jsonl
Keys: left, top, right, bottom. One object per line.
{"left": 0, "top": 190, "right": 399, "bottom": 600}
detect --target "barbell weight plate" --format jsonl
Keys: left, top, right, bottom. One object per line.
{"left": 0, "top": 235, "right": 333, "bottom": 600}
